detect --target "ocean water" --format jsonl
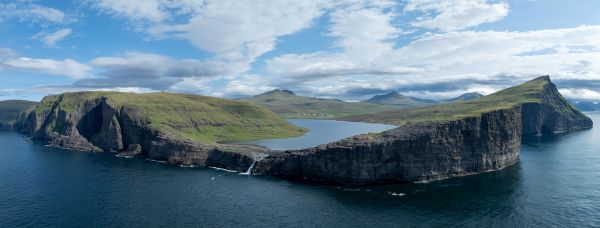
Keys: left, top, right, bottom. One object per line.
{"left": 1, "top": 114, "right": 599, "bottom": 227}
{"left": 225, "top": 119, "right": 396, "bottom": 150}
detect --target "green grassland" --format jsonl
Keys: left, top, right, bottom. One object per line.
{"left": 0, "top": 100, "right": 38, "bottom": 125}
{"left": 34, "top": 92, "right": 307, "bottom": 144}
{"left": 340, "top": 76, "right": 579, "bottom": 126}
{"left": 242, "top": 89, "right": 399, "bottom": 119}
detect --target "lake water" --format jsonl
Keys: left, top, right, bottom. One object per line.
{"left": 227, "top": 119, "right": 397, "bottom": 150}
{"left": 1, "top": 114, "right": 599, "bottom": 227}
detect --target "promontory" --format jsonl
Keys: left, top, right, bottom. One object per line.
{"left": 2, "top": 76, "right": 593, "bottom": 185}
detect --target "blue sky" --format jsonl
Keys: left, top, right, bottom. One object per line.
{"left": 2, "top": 0, "right": 600, "bottom": 102}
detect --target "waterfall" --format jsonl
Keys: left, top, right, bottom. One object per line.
{"left": 241, "top": 161, "right": 256, "bottom": 175}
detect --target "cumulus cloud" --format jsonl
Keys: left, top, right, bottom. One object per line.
{"left": 94, "top": 0, "right": 332, "bottom": 74}
{"left": 404, "top": 0, "right": 509, "bottom": 31}
{"left": 33, "top": 28, "right": 72, "bottom": 46}
{"left": 0, "top": 3, "right": 68, "bottom": 24}
{"left": 4, "top": 0, "right": 600, "bottom": 102}
{"left": 265, "top": 18, "right": 600, "bottom": 100}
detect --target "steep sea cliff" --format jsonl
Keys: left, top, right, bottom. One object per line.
{"left": 16, "top": 93, "right": 293, "bottom": 172}
{"left": 12, "top": 76, "right": 593, "bottom": 185}
{"left": 254, "top": 76, "right": 592, "bottom": 184}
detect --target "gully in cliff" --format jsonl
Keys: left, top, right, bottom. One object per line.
{"left": 5, "top": 76, "right": 593, "bottom": 186}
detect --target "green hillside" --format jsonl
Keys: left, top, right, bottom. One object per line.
{"left": 34, "top": 92, "right": 306, "bottom": 144}
{"left": 341, "top": 76, "right": 584, "bottom": 126}
{"left": 242, "top": 89, "right": 399, "bottom": 119}
{"left": 443, "top": 92, "right": 484, "bottom": 103}
{"left": 0, "top": 100, "right": 38, "bottom": 126}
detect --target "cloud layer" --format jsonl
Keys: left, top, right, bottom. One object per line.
{"left": 2, "top": 0, "right": 600, "bottom": 102}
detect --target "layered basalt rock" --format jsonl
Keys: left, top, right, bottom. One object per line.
{"left": 17, "top": 93, "right": 273, "bottom": 172}
{"left": 253, "top": 76, "right": 593, "bottom": 185}
{"left": 12, "top": 76, "right": 593, "bottom": 185}
{"left": 254, "top": 108, "right": 522, "bottom": 184}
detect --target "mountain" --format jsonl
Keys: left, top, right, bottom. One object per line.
{"left": 361, "top": 91, "right": 436, "bottom": 108}
{"left": 362, "top": 91, "right": 484, "bottom": 108}
{"left": 443, "top": 92, "right": 484, "bottom": 102}
{"left": 0, "top": 100, "right": 38, "bottom": 130}
{"left": 256, "top": 76, "right": 593, "bottom": 185}
{"left": 241, "top": 89, "right": 399, "bottom": 119}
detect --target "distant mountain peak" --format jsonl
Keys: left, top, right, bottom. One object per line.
{"left": 383, "top": 91, "right": 401, "bottom": 96}
{"left": 363, "top": 91, "right": 435, "bottom": 107}
{"left": 443, "top": 92, "right": 484, "bottom": 103}
{"left": 264, "top": 89, "right": 295, "bottom": 96}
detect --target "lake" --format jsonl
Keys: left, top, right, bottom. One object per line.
{"left": 226, "top": 119, "right": 397, "bottom": 150}
{"left": 1, "top": 114, "right": 599, "bottom": 227}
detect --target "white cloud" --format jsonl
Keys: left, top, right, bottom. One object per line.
{"left": 404, "top": 0, "right": 509, "bottom": 32}
{"left": 33, "top": 28, "right": 72, "bottom": 46}
{"left": 559, "top": 88, "right": 600, "bottom": 101}
{"left": 0, "top": 3, "right": 67, "bottom": 24}
{"left": 94, "top": 0, "right": 333, "bottom": 74}
{"left": 265, "top": 22, "right": 600, "bottom": 100}
{"left": 94, "top": 0, "right": 169, "bottom": 22}
{"left": 3, "top": 57, "right": 91, "bottom": 79}
{"left": 329, "top": 1, "right": 399, "bottom": 58}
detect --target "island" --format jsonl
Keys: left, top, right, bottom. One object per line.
{"left": 1, "top": 76, "right": 593, "bottom": 185}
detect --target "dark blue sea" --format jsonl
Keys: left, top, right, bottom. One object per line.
{"left": 1, "top": 115, "right": 599, "bottom": 227}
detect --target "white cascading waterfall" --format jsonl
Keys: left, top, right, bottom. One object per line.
{"left": 241, "top": 161, "right": 256, "bottom": 175}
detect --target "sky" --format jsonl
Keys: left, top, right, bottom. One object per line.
{"left": 2, "top": 0, "right": 600, "bottom": 102}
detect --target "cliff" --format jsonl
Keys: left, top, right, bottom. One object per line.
{"left": 0, "top": 100, "right": 37, "bottom": 131}
{"left": 12, "top": 76, "right": 593, "bottom": 185}
{"left": 17, "top": 92, "right": 301, "bottom": 171}
{"left": 253, "top": 76, "right": 593, "bottom": 185}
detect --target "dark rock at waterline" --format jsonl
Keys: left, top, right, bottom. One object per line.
{"left": 253, "top": 76, "right": 593, "bottom": 185}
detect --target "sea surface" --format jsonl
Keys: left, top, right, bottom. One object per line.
{"left": 226, "top": 119, "right": 396, "bottom": 150}
{"left": 1, "top": 114, "right": 600, "bottom": 227}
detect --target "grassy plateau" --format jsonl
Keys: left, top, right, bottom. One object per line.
{"left": 34, "top": 92, "right": 307, "bottom": 144}
{"left": 340, "top": 76, "right": 581, "bottom": 126}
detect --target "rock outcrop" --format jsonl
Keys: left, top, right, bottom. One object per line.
{"left": 253, "top": 76, "right": 593, "bottom": 185}
{"left": 254, "top": 108, "right": 522, "bottom": 184}
{"left": 17, "top": 93, "right": 277, "bottom": 172}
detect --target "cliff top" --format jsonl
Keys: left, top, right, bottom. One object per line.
{"left": 0, "top": 100, "right": 38, "bottom": 125}
{"left": 341, "top": 76, "right": 581, "bottom": 126}
{"left": 34, "top": 91, "right": 306, "bottom": 144}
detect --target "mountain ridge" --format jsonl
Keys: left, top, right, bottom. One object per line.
{"left": 241, "top": 89, "right": 399, "bottom": 119}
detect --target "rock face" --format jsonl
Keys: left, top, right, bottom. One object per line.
{"left": 253, "top": 76, "right": 593, "bottom": 185}
{"left": 17, "top": 94, "right": 269, "bottom": 172}
{"left": 520, "top": 81, "right": 593, "bottom": 135}
{"left": 12, "top": 76, "right": 593, "bottom": 185}
{"left": 254, "top": 108, "right": 522, "bottom": 184}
